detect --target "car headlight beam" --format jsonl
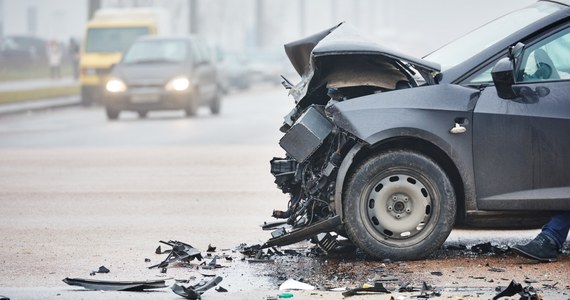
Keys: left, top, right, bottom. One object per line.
{"left": 166, "top": 77, "right": 190, "bottom": 91}
{"left": 106, "top": 78, "right": 127, "bottom": 93}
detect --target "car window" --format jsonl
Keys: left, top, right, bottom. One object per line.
{"left": 424, "top": 2, "right": 563, "bottom": 71}
{"left": 517, "top": 26, "right": 570, "bottom": 82}
{"left": 189, "top": 41, "right": 204, "bottom": 63}
{"left": 466, "top": 64, "right": 495, "bottom": 84}
{"left": 194, "top": 39, "right": 212, "bottom": 64}
{"left": 86, "top": 27, "right": 149, "bottom": 53}
{"left": 122, "top": 39, "right": 187, "bottom": 64}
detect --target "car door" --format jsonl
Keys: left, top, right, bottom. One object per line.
{"left": 471, "top": 24, "right": 570, "bottom": 211}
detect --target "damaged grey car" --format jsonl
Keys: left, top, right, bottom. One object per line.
{"left": 267, "top": 0, "right": 570, "bottom": 260}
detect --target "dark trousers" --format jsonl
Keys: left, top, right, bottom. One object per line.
{"left": 542, "top": 211, "right": 570, "bottom": 249}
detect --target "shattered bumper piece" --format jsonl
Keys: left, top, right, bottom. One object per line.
{"left": 263, "top": 216, "right": 341, "bottom": 248}
{"left": 171, "top": 276, "right": 223, "bottom": 299}
{"left": 62, "top": 277, "right": 167, "bottom": 291}
{"left": 149, "top": 240, "right": 203, "bottom": 269}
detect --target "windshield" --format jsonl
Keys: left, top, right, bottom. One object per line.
{"left": 85, "top": 27, "right": 149, "bottom": 53}
{"left": 424, "top": 2, "right": 563, "bottom": 71}
{"left": 122, "top": 40, "right": 188, "bottom": 64}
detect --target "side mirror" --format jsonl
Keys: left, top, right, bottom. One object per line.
{"left": 509, "top": 42, "right": 525, "bottom": 60}
{"left": 491, "top": 57, "right": 517, "bottom": 99}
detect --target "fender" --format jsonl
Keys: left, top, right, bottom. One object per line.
{"left": 330, "top": 84, "right": 481, "bottom": 219}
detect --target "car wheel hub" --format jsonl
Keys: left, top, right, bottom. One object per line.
{"left": 366, "top": 174, "right": 431, "bottom": 240}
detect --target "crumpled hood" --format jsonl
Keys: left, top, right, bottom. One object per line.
{"left": 284, "top": 23, "right": 342, "bottom": 77}
{"left": 285, "top": 22, "right": 440, "bottom": 77}
{"left": 283, "top": 22, "right": 441, "bottom": 105}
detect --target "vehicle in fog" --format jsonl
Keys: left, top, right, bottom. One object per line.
{"left": 80, "top": 7, "right": 171, "bottom": 105}
{"left": 103, "top": 35, "right": 221, "bottom": 120}
{"left": 266, "top": 0, "right": 570, "bottom": 260}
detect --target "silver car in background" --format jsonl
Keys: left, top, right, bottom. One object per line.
{"left": 103, "top": 35, "right": 221, "bottom": 120}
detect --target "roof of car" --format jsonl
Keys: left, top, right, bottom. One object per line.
{"left": 545, "top": 0, "right": 570, "bottom": 6}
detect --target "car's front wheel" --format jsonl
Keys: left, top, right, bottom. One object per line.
{"left": 185, "top": 95, "right": 198, "bottom": 117}
{"left": 138, "top": 111, "right": 148, "bottom": 118}
{"left": 343, "top": 150, "right": 455, "bottom": 260}
{"left": 210, "top": 93, "right": 221, "bottom": 115}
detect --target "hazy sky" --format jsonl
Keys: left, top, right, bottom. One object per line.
{"left": 1, "top": 0, "right": 536, "bottom": 56}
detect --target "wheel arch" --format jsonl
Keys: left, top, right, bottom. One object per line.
{"left": 335, "top": 132, "right": 467, "bottom": 226}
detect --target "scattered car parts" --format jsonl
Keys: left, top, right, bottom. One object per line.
{"left": 149, "top": 240, "right": 203, "bottom": 269}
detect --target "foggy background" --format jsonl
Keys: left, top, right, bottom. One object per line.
{"left": 1, "top": 0, "right": 535, "bottom": 58}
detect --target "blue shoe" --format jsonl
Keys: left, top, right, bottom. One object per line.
{"left": 512, "top": 233, "right": 558, "bottom": 262}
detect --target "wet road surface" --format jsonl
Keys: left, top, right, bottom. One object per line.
{"left": 0, "top": 86, "right": 568, "bottom": 299}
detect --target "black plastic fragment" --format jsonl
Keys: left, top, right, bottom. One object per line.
{"left": 63, "top": 277, "right": 167, "bottom": 291}
{"left": 237, "top": 244, "right": 262, "bottom": 256}
{"left": 207, "top": 244, "right": 216, "bottom": 252}
{"left": 202, "top": 257, "right": 223, "bottom": 270}
{"left": 471, "top": 242, "right": 508, "bottom": 255}
{"left": 417, "top": 282, "right": 441, "bottom": 298}
{"left": 488, "top": 267, "right": 506, "bottom": 272}
{"left": 215, "top": 286, "right": 228, "bottom": 292}
{"left": 97, "top": 266, "right": 110, "bottom": 273}
{"left": 171, "top": 276, "right": 223, "bottom": 299}
{"left": 171, "top": 283, "right": 201, "bottom": 299}
{"left": 149, "top": 240, "right": 202, "bottom": 269}
{"left": 445, "top": 244, "right": 467, "bottom": 251}
{"left": 314, "top": 232, "right": 338, "bottom": 253}
{"left": 493, "top": 280, "right": 523, "bottom": 300}
{"left": 398, "top": 282, "right": 418, "bottom": 292}
{"left": 89, "top": 265, "right": 110, "bottom": 276}
{"left": 342, "top": 282, "right": 389, "bottom": 297}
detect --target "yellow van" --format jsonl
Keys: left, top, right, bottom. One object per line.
{"left": 79, "top": 8, "right": 170, "bottom": 105}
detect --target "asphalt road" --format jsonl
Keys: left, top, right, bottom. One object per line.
{"left": 0, "top": 86, "right": 568, "bottom": 299}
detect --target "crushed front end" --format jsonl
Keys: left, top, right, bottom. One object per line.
{"left": 267, "top": 105, "right": 355, "bottom": 248}
{"left": 263, "top": 22, "right": 440, "bottom": 249}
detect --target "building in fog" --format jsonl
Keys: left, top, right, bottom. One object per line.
{"left": 0, "top": 0, "right": 535, "bottom": 54}
{"left": 0, "top": 0, "right": 87, "bottom": 42}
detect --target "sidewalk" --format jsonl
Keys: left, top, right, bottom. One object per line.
{"left": 0, "top": 77, "right": 81, "bottom": 115}
{"left": 0, "top": 77, "right": 77, "bottom": 92}
{"left": 0, "top": 95, "right": 81, "bottom": 115}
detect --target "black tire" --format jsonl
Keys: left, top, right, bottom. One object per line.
{"left": 105, "top": 107, "right": 120, "bottom": 120}
{"left": 343, "top": 150, "right": 455, "bottom": 260}
{"left": 210, "top": 93, "right": 221, "bottom": 115}
{"left": 185, "top": 96, "right": 198, "bottom": 117}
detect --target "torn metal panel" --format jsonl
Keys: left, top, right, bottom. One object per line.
{"left": 62, "top": 277, "right": 167, "bottom": 291}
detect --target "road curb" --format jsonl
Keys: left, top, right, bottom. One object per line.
{"left": 0, "top": 95, "right": 81, "bottom": 116}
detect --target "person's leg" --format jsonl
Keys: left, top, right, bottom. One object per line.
{"left": 541, "top": 211, "right": 570, "bottom": 249}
